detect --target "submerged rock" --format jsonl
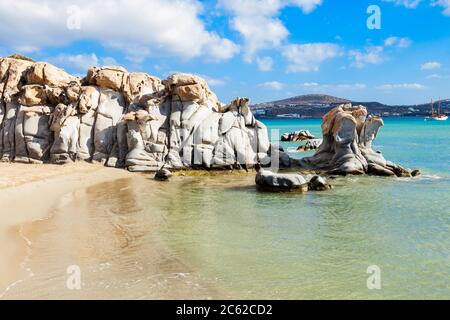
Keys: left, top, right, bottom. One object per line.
{"left": 308, "top": 175, "right": 332, "bottom": 191}
{"left": 411, "top": 169, "right": 421, "bottom": 177}
{"left": 255, "top": 169, "right": 308, "bottom": 192}
{"left": 155, "top": 168, "right": 172, "bottom": 181}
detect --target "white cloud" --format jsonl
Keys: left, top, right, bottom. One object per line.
{"left": 48, "top": 53, "right": 119, "bottom": 72}
{"left": 283, "top": 43, "right": 342, "bottom": 72}
{"left": 303, "top": 82, "right": 320, "bottom": 87}
{"left": 384, "top": 36, "right": 412, "bottom": 48}
{"left": 291, "top": 0, "right": 323, "bottom": 13}
{"left": 349, "top": 46, "right": 384, "bottom": 68}
{"left": 301, "top": 82, "right": 367, "bottom": 91}
{"left": 385, "top": 0, "right": 450, "bottom": 15}
{"left": 256, "top": 56, "right": 274, "bottom": 72}
{"left": 49, "top": 53, "right": 99, "bottom": 72}
{"left": 426, "top": 73, "right": 447, "bottom": 79}
{"left": 13, "top": 45, "right": 40, "bottom": 54}
{"left": 101, "top": 57, "right": 119, "bottom": 66}
{"left": 259, "top": 81, "right": 285, "bottom": 90}
{"left": 421, "top": 61, "right": 441, "bottom": 70}
{"left": 432, "top": 0, "right": 450, "bottom": 15}
{"left": 198, "top": 75, "right": 227, "bottom": 87}
{"left": 0, "top": 0, "right": 238, "bottom": 62}
{"left": 376, "top": 83, "right": 426, "bottom": 90}
{"left": 382, "top": 0, "right": 422, "bottom": 8}
{"left": 218, "top": 0, "right": 322, "bottom": 61}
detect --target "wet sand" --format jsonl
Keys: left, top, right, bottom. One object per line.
{"left": 0, "top": 163, "right": 222, "bottom": 299}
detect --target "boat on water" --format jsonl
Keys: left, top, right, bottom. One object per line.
{"left": 425, "top": 98, "right": 448, "bottom": 121}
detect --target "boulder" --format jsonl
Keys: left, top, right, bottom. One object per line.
{"left": 26, "top": 62, "right": 78, "bottom": 87}
{"left": 18, "top": 85, "right": 48, "bottom": 106}
{"left": 256, "top": 169, "right": 309, "bottom": 192}
{"left": 14, "top": 106, "right": 52, "bottom": 163}
{"left": 296, "top": 104, "right": 412, "bottom": 177}
{"left": 154, "top": 168, "right": 172, "bottom": 181}
{"left": 411, "top": 169, "right": 421, "bottom": 177}
{"left": 308, "top": 175, "right": 332, "bottom": 191}
{"left": 297, "top": 139, "right": 322, "bottom": 152}
{"left": 281, "top": 130, "right": 316, "bottom": 142}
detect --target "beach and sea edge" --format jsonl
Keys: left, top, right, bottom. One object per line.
{"left": 0, "top": 118, "right": 449, "bottom": 300}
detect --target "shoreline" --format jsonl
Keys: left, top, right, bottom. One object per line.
{"left": 0, "top": 163, "right": 224, "bottom": 299}
{"left": 0, "top": 163, "right": 134, "bottom": 297}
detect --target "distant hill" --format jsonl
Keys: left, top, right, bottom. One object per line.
{"left": 252, "top": 94, "right": 449, "bottom": 118}
{"left": 255, "top": 94, "right": 350, "bottom": 107}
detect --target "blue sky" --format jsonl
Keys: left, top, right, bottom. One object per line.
{"left": 0, "top": 0, "right": 449, "bottom": 105}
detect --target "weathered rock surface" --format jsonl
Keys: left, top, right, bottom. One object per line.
{"left": 256, "top": 169, "right": 309, "bottom": 192}
{"left": 308, "top": 175, "right": 332, "bottom": 191}
{"left": 281, "top": 130, "right": 316, "bottom": 142}
{"left": 0, "top": 55, "right": 416, "bottom": 179}
{"left": 297, "top": 139, "right": 322, "bottom": 152}
{"left": 293, "top": 104, "right": 416, "bottom": 177}
{"left": 0, "top": 55, "right": 271, "bottom": 171}
{"left": 154, "top": 168, "right": 172, "bottom": 181}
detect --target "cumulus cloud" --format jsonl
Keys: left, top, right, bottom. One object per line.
{"left": 384, "top": 0, "right": 450, "bottom": 15}
{"left": 47, "top": 53, "right": 122, "bottom": 73}
{"left": 256, "top": 56, "right": 274, "bottom": 72}
{"left": 349, "top": 46, "right": 384, "bottom": 68}
{"left": 198, "top": 75, "right": 228, "bottom": 87}
{"left": 382, "top": 0, "right": 422, "bottom": 8}
{"left": 301, "top": 82, "right": 367, "bottom": 91}
{"left": 421, "top": 61, "right": 441, "bottom": 70}
{"left": 426, "top": 73, "right": 447, "bottom": 79}
{"left": 259, "top": 81, "right": 285, "bottom": 90}
{"left": 283, "top": 43, "right": 342, "bottom": 72}
{"left": 384, "top": 36, "right": 412, "bottom": 48}
{"left": 48, "top": 53, "right": 99, "bottom": 72}
{"left": 376, "top": 83, "right": 426, "bottom": 90}
{"left": 432, "top": 0, "right": 450, "bottom": 15}
{"left": 0, "top": 0, "right": 239, "bottom": 62}
{"left": 218, "top": 0, "right": 322, "bottom": 61}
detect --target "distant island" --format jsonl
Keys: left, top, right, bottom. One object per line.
{"left": 251, "top": 94, "right": 449, "bottom": 119}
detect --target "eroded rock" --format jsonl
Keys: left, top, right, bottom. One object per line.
{"left": 308, "top": 175, "right": 332, "bottom": 191}
{"left": 295, "top": 104, "right": 415, "bottom": 177}
{"left": 155, "top": 168, "right": 172, "bottom": 181}
{"left": 255, "top": 169, "right": 309, "bottom": 192}
{"left": 297, "top": 139, "right": 322, "bottom": 152}
{"left": 281, "top": 130, "right": 316, "bottom": 142}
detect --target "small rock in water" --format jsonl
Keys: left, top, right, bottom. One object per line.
{"left": 308, "top": 175, "right": 332, "bottom": 191}
{"left": 255, "top": 169, "right": 308, "bottom": 192}
{"left": 411, "top": 169, "right": 421, "bottom": 177}
{"left": 154, "top": 168, "right": 172, "bottom": 181}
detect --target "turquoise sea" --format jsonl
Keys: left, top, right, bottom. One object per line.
{"left": 158, "top": 117, "right": 449, "bottom": 299}
{"left": 5, "top": 118, "right": 448, "bottom": 299}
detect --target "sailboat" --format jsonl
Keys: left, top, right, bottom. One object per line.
{"left": 426, "top": 98, "right": 448, "bottom": 121}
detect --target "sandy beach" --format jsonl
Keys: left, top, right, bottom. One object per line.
{"left": 0, "top": 163, "right": 221, "bottom": 299}
{"left": 0, "top": 163, "right": 130, "bottom": 296}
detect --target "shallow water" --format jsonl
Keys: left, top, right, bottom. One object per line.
{"left": 4, "top": 118, "right": 450, "bottom": 299}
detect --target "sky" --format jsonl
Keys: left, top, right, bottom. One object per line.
{"left": 0, "top": 0, "right": 449, "bottom": 105}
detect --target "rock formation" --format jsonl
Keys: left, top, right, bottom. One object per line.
{"left": 281, "top": 130, "right": 316, "bottom": 142}
{"left": 0, "top": 55, "right": 271, "bottom": 171}
{"left": 297, "top": 139, "right": 322, "bottom": 152}
{"left": 255, "top": 169, "right": 332, "bottom": 192}
{"left": 256, "top": 169, "right": 309, "bottom": 192}
{"left": 0, "top": 55, "right": 415, "bottom": 179}
{"left": 295, "top": 104, "right": 414, "bottom": 177}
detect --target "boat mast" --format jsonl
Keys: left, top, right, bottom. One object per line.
{"left": 431, "top": 99, "right": 434, "bottom": 117}
{"left": 438, "top": 97, "right": 441, "bottom": 116}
